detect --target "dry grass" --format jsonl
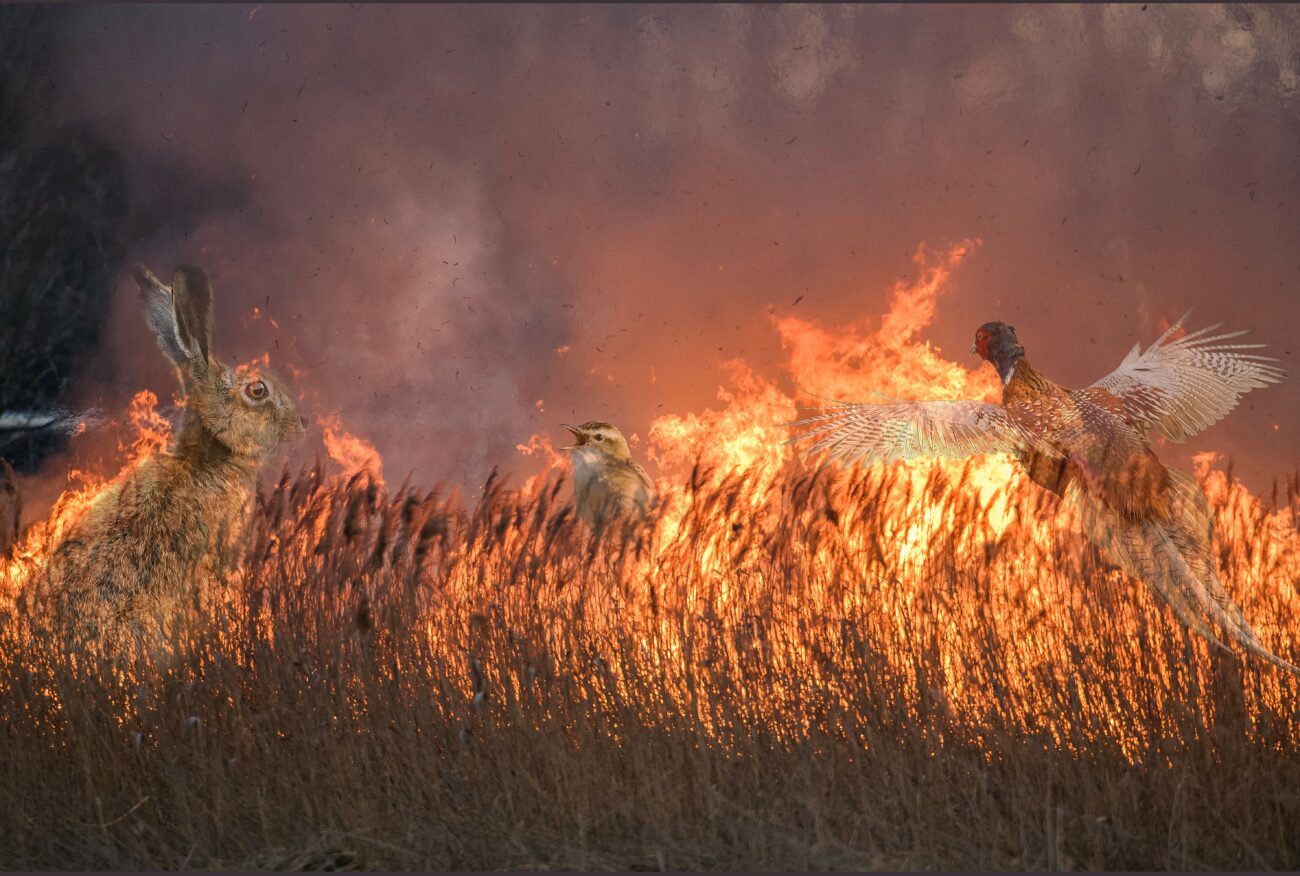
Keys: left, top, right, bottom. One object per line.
{"left": 1, "top": 461, "right": 1298, "bottom": 870}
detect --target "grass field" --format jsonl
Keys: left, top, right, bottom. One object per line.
{"left": 1, "top": 457, "right": 1298, "bottom": 870}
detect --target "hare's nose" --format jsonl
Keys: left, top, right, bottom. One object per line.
{"left": 299, "top": 416, "right": 308, "bottom": 429}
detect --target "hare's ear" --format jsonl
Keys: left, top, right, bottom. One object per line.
{"left": 170, "top": 265, "right": 215, "bottom": 370}
{"left": 133, "top": 264, "right": 191, "bottom": 367}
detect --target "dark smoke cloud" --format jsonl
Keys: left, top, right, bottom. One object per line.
{"left": 27, "top": 4, "right": 1300, "bottom": 491}
{"left": 0, "top": 7, "right": 128, "bottom": 473}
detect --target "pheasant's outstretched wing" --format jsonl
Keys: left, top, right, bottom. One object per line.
{"left": 1091, "top": 312, "right": 1285, "bottom": 442}
{"left": 1066, "top": 469, "right": 1300, "bottom": 676}
{"left": 788, "top": 397, "right": 1057, "bottom": 466}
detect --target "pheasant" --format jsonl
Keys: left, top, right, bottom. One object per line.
{"left": 789, "top": 314, "right": 1297, "bottom": 675}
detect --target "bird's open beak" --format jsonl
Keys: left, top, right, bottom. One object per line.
{"left": 969, "top": 343, "right": 978, "bottom": 356}
{"left": 559, "top": 424, "right": 586, "bottom": 450}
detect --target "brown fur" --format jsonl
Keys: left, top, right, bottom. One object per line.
{"left": 42, "top": 264, "right": 304, "bottom": 652}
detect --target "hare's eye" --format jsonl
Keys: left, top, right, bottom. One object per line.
{"left": 244, "top": 381, "right": 268, "bottom": 401}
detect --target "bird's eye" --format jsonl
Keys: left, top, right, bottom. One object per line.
{"left": 244, "top": 380, "right": 268, "bottom": 401}
{"left": 594, "top": 433, "right": 604, "bottom": 442}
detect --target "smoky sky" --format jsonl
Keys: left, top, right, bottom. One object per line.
{"left": 35, "top": 4, "right": 1300, "bottom": 492}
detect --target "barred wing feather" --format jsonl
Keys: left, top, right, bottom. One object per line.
{"left": 789, "top": 398, "right": 1053, "bottom": 466}
{"left": 1092, "top": 313, "right": 1285, "bottom": 442}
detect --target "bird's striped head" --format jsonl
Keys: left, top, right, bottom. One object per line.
{"left": 559, "top": 420, "right": 633, "bottom": 461}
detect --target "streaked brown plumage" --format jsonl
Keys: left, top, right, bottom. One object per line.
{"left": 790, "top": 315, "right": 1296, "bottom": 675}
{"left": 560, "top": 421, "right": 655, "bottom": 526}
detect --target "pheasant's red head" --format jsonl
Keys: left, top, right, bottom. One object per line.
{"left": 971, "top": 322, "right": 1022, "bottom": 362}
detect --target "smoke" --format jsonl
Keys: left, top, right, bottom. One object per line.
{"left": 0, "top": 8, "right": 129, "bottom": 474}
{"left": 13, "top": 4, "right": 1300, "bottom": 491}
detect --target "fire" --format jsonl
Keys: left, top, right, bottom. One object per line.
{"left": 498, "top": 237, "right": 1295, "bottom": 755}
{"left": 515, "top": 432, "right": 566, "bottom": 495}
{"left": 1, "top": 390, "right": 173, "bottom": 603}
{"left": 649, "top": 359, "right": 795, "bottom": 479}
{"left": 647, "top": 242, "right": 994, "bottom": 479}
{"left": 779, "top": 241, "right": 989, "bottom": 405}
{"left": 1, "top": 239, "right": 1296, "bottom": 766}
{"left": 319, "top": 413, "right": 385, "bottom": 486}
{"left": 645, "top": 240, "right": 1021, "bottom": 535}
{"left": 122, "top": 389, "right": 174, "bottom": 462}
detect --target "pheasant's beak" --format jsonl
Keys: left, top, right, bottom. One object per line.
{"left": 559, "top": 424, "right": 586, "bottom": 450}
{"left": 969, "top": 343, "right": 978, "bottom": 355}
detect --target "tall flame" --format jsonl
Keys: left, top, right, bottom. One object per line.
{"left": 319, "top": 413, "right": 385, "bottom": 486}
{"left": 1, "top": 239, "right": 1295, "bottom": 768}
{"left": 2, "top": 390, "right": 173, "bottom": 603}
{"left": 645, "top": 240, "right": 1021, "bottom": 536}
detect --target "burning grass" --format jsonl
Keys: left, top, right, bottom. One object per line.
{"left": 0, "top": 456, "right": 1298, "bottom": 870}
{"left": 1, "top": 243, "right": 1296, "bottom": 868}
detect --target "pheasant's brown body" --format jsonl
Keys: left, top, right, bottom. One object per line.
{"left": 1003, "top": 360, "right": 1171, "bottom": 522}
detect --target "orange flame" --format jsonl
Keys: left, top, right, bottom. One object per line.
{"left": 2, "top": 390, "right": 174, "bottom": 602}
{"left": 1, "top": 239, "right": 1295, "bottom": 766}
{"left": 508, "top": 238, "right": 1297, "bottom": 758}
{"left": 643, "top": 240, "right": 1021, "bottom": 534}
{"left": 122, "top": 389, "right": 174, "bottom": 463}
{"left": 319, "top": 413, "right": 385, "bottom": 486}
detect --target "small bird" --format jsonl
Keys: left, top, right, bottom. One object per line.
{"left": 789, "top": 314, "right": 1297, "bottom": 675}
{"left": 560, "top": 421, "right": 655, "bottom": 526}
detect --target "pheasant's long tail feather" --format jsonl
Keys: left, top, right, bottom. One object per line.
{"left": 1073, "top": 488, "right": 1226, "bottom": 651}
{"left": 1145, "top": 514, "right": 1300, "bottom": 676}
{"left": 1066, "top": 474, "right": 1300, "bottom": 676}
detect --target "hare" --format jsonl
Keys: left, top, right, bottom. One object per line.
{"left": 43, "top": 263, "right": 305, "bottom": 651}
